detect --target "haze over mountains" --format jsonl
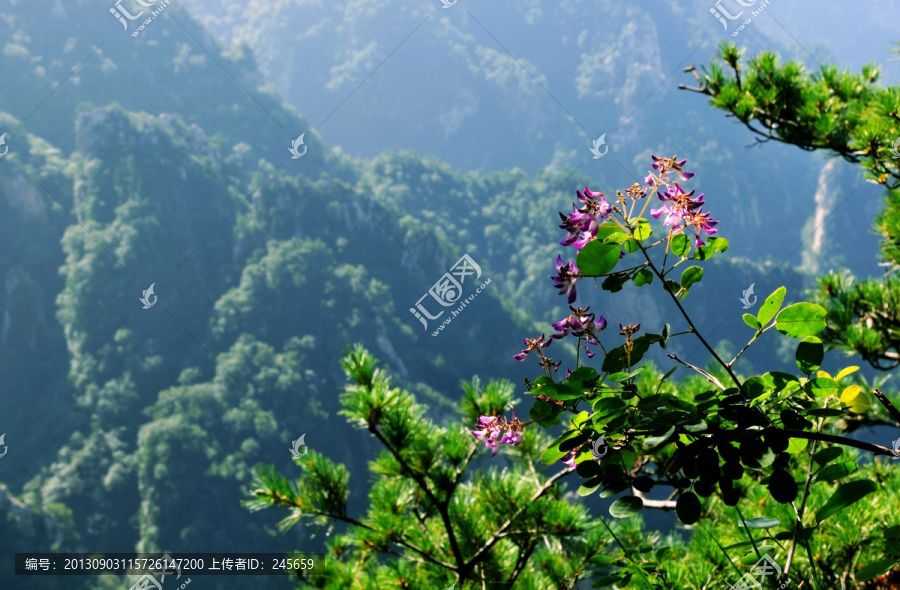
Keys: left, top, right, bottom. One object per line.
{"left": 0, "top": 1, "right": 896, "bottom": 588}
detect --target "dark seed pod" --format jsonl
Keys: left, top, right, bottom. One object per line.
{"left": 718, "top": 443, "right": 740, "bottom": 464}
{"left": 739, "top": 437, "right": 767, "bottom": 468}
{"left": 676, "top": 491, "right": 701, "bottom": 524}
{"left": 768, "top": 469, "right": 799, "bottom": 504}
{"left": 682, "top": 457, "right": 699, "bottom": 480}
{"left": 765, "top": 429, "right": 789, "bottom": 454}
{"left": 722, "top": 461, "right": 744, "bottom": 480}
{"left": 695, "top": 448, "right": 720, "bottom": 479}
{"left": 693, "top": 479, "right": 715, "bottom": 498}
{"left": 632, "top": 477, "right": 655, "bottom": 493}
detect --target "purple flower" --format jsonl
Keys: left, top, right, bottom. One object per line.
{"left": 558, "top": 187, "right": 612, "bottom": 251}
{"left": 650, "top": 155, "right": 695, "bottom": 180}
{"left": 651, "top": 204, "right": 681, "bottom": 227}
{"left": 552, "top": 256, "right": 580, "bottom": 303}
{"left": 561, "top": 451, "right": 577, "bottom": 469}
{"left": 513, "top": 334, "right": 551, "bottom": 361}
{"left": 499, "top": 430, "right": 523, "bottom": 446}
{"left": 682, "top": 210, "right": 719, "bottom": 248}
{"left": 471, "top": 411, "right": 525, "bottom": 456}
{"left": 550, "top": 306, "right": 607, "bottom": 344}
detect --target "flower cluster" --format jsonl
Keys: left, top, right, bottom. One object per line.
{"left": 550, "top": 306, "right": 607, "bottom": 358}
{"left": 647, "top": 156, "right": 718, "bottom": 247}
{"left": 552, "top": 255, "right": 581, "bottom": 304}
{"left": 471, "top": 412, "right": 525, "bottom": 456}
{"left": 558, "top": 187, "right": 613, "bottom": 251}
{"left": 513, "top": 335, "right": 551, "bottom": 361}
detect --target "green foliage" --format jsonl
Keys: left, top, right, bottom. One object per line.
{"left": 691, "top": 42, "right": 900, "bottom": 370}
{"left": 245, "top": 347, "right": 612, "bottom": 589}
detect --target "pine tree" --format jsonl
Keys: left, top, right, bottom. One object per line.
{"left": 681, "top": 41, "right": 900, "bottom": 369}
{"left": 244, "top": 346, "right": 614, "bottom": 589}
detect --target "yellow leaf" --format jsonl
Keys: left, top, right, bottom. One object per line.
{"left": 835, "top": 366, "right": 860, "bottom": 382}
{"left": 840, "top": 385, "right": 871, "bottom": 413}
{"left": 816, "top": 370, "right": 834, "bottom": 380}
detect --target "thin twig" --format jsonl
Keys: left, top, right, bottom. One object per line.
{"left": 666, "top": 353, "right": 725, "bottom": 390}
{"left": 637, "top": 239, "right": 746, "bottom": 393}
{"left": 734, "top": 504, "right": 762, "bottom": 562}
{"left": 779, "top": 428, "right": 895, "bottom": 457}
{"left": 785, "top": 419, "right": 821, "bottom": 576}
{"left": 873, "top": 389, "right": 900, "bottom": 425}
{"left": 632, "top": 487, "right": 676, "bottom": 510}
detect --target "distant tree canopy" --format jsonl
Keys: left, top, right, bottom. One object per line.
{"left": 683, "top": 41, "right": 900, "bottom": 369}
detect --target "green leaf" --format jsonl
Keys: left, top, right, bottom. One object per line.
{"left": 610, "top": 495, "right": 643, "bottom": 518}
{"left": 743, "top": 313, "right": 762, "bottom": 330}
{"left": 660, "top": 323, "right": 671, "bottom": 348}
{"left": 807, "top": 377, "right": 839, "bottom": 398}
{"left": 644, "top": 426, "right": 676, "bottom": 451}
{"left": 559, "top": 431, "right": 591, "bottom": 453}
{"left": 594, "top": 222, "right": 623, "bottom": 242}
{"left": 743, "top": 517, "right": 781, "bottom": 529}
{"left": 775, "top": 303, "right": 828, "bottom": 339}
{"left": 568, "top": 366, "right": 599, "bottom": 386}
{"left": 576, "top": 240, "right": 621, "bottom": 276}
{"left": 536, "top": 382, "right": 583, "bottom": 401}
{"left": 541, "top": 444, "right": 571, "bottom": 465}
{"left": 664, "top": 279, "right": 682, "bottom": 295}
{"left": 623, "top": 238, "right": 640, "bottom": 253}
{"left": 670, "top": 233, "right": 690, "bottom": 257}
{"left": 815, "top": 461, "right": 858, "bottom": 483}
{"left": 577, "top": 459, "right": 603, "bottom": 478}
{"left": 529, "top": 399, "right": 562, "bottom": 428}
{"left": 602, "top": 273, "right": 629, "bottom": 293}
{"left": 633, "top": 218, "right": 652, "bottom": 241}
{"left": 812, "top": 447, "right": 843, "bottom": 466}
{"left": 680, "top": 266, "right": 704, "bottom": 289}
{"left": 578, "top": 475, "right": 604, "bottom": 497}
{"left": 795, "top": 336, "right": 824, "bottom": 374}
{"left": 633, "top": 268, "right": 653, "bottom": 286}
{"left": 601, "top": 338, "right": 652, "bottom": 372}
{"left": 815, "top": 479, "right": 878, "bottom": 523}
{"left": 857, "top": 558, "right": 897, "bottom": 582}
{"left": 786, "top": 437, "right": 808, "bottom": 454}
{"left": 757, "top": 286, "right": 787, "bottom": 326}
{"left": 676, "top": 491, "right": 701, "bottom": 524}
